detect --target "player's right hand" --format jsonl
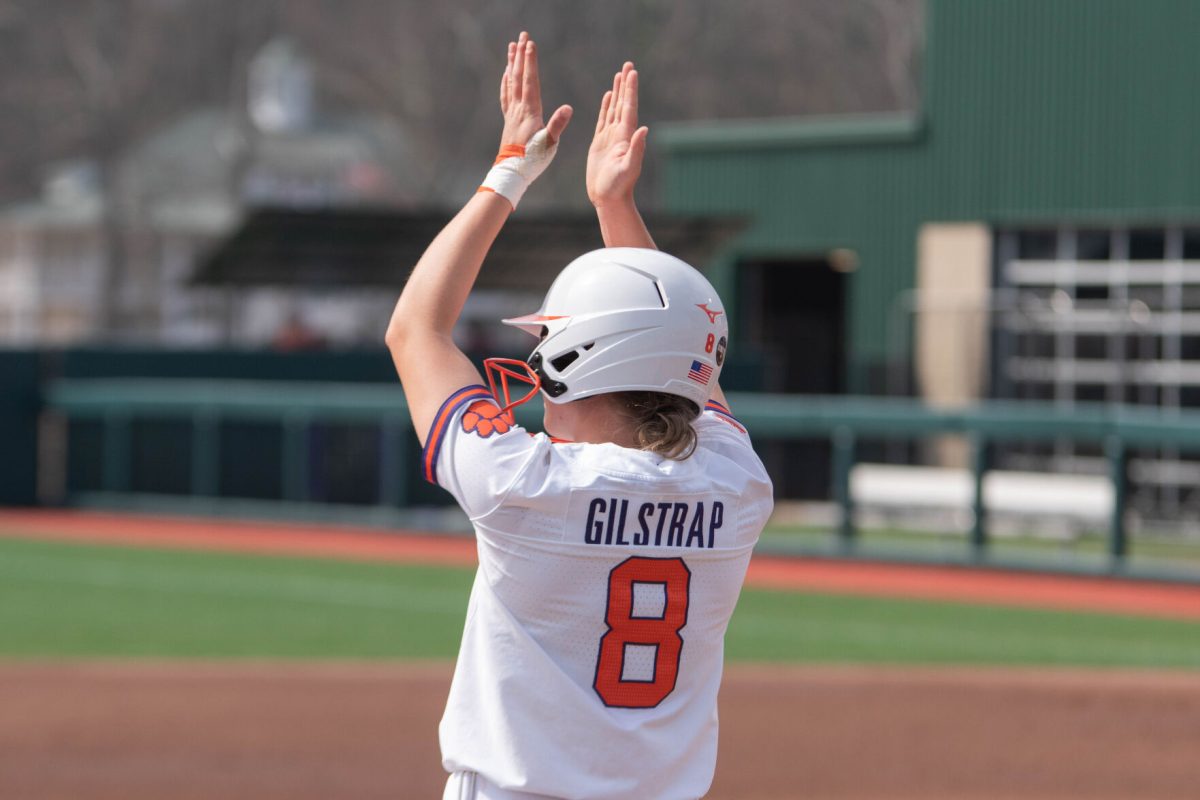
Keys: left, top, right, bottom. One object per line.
{"left": 586, "top": 62, "right": 649, "bottom": 209}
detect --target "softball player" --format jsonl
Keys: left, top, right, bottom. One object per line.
{"left": 386, "top": 33, "right": 773, "bottom": 800}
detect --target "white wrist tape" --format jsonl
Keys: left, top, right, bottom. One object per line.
{"left": 477, "top": 128, "right": 558, "bottom": 209}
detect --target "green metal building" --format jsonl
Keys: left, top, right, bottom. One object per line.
{"left": 659, "top": 0, "right": 1200, "bottom": 402}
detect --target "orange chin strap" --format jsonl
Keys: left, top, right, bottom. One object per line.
{"left": 483, "top": 358, "right": 542, "bottom": 425}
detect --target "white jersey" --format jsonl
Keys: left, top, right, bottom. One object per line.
{"left": 424, "top": 385, "right": 774, "bottom": 800}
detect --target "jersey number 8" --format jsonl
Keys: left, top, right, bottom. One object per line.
{"left": 593, "top": 556, "right": 691, "bottom": 708}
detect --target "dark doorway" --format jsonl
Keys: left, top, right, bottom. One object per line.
{"left": 738, "top": 257, "right": 847, "bottom": 498}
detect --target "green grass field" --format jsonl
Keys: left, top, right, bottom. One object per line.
{"left": 3, "top": 535, "right": 1200, "bottom": 667}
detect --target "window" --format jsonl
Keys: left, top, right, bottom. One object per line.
{"left": 995, "top": 225, "right": 1200, "bottom": 520}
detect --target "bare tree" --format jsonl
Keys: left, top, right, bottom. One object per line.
{"left": 0, "top": 0, "right": 284, "bottom": 333}
{"left": 278, "top": 0, "right": 923, "bottom": 209}
{"left": 0, "top": 0, "right": 923, "bottom": 220}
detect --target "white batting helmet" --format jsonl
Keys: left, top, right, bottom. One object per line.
{"left": 502, "top": 247, "right": 728, "bottom": 407}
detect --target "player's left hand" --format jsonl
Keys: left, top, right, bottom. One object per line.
{"left": 586, "top": 61, "right": 649, "bottom": 208}
{"left": 500, "top": 31, "right": 573, "bottom": 148}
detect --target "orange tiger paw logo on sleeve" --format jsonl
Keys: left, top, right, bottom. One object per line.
{"left": 461, "top": 400, "right": 512, "bottom": 438}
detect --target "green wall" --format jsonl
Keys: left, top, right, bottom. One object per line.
{"left": 659, "top": 0, "right": 1200, "bottom": 392}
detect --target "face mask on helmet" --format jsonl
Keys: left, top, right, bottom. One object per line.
{"left": 499, "top": 247, "right": 729, "bottom": 408}
{"left": 481, "top": 357, "right": 541, "bottom": 423}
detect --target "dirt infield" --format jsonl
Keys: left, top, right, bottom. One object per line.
{"left": 2, "top": 662, "right": 1198, "bottom": 800}
{"left": 4, "top": 508, "right": 1200, "bottom": 620}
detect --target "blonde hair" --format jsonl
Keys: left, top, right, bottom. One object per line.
{"left": 617, "top": 391, "right": 701, "bottom": 460}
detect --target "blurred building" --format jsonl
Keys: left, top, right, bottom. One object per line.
{"left": 0, "top": 38, "right": 411, "bottom": 347}
{"left": 659, "top": 0, "right": 1200, "bottom": 517}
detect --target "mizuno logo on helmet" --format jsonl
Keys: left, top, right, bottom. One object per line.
{"left": 696, "top": 303, "right": 724, "bottom": 324}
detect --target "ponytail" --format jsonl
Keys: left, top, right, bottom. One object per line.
{"left": 617, "top": 391, "right": 701, "bottom": 460}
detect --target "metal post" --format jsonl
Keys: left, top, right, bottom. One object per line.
{"left": 969, "top": 434, "right": 989, "bottom": 558}
{"left": 378, "top": 419, "right": 410, "bottom": 508}
{"left": 282, "top": 415, "right": 310, "bottom": 502}
{"left": 1106, "top": 434, "right": 1128, "bottom": 566}
{"left": 831, "top": 426, "right": 857, "bottom": 549}
{"left": 101, "top": 411, "right": 131, "bottom": 493}
{"left": 190, "top": 411, "right": 219, "bottom": 496}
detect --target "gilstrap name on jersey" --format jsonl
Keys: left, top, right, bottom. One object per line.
{"left": 583, "top": 497, "right": 725, "bottom": 549}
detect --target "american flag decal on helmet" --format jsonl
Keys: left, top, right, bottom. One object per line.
{"left": 687, "top": 360, "right": 713, "bottom": 384}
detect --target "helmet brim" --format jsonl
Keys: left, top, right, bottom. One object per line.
{"left": 500, "top": 313, "right": 570, "bottom": 336}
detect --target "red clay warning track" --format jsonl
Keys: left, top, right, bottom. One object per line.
{"left": 4, "top": 662, "right": 1200, "bottom": 800}
{"left": 3, "top": 509, "right": 1200, "bottom": 621}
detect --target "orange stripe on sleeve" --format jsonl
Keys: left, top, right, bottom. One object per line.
{"left": 422, "top": 386, "right": 494, "bottom": 484}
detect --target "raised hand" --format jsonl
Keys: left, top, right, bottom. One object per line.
{"left": 500, "top": 31, "right": 572, "bottom": 148}
{"left": 587, "top": 62, "right": 649, "bottom": 208}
